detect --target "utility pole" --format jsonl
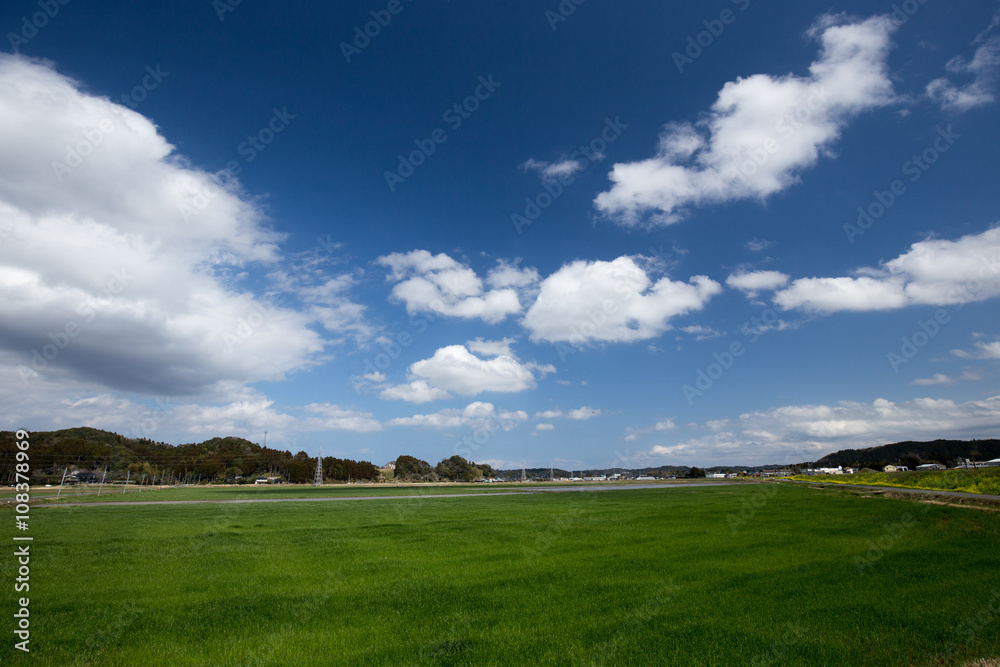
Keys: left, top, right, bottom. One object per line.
{"left": 56, "top": 467, "right": 68, "bottom": 500}
{"left": 313, "top": 448, "right": 324, "bottom": 486}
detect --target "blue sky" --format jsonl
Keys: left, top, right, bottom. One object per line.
{"left": 2, "top": 0, "right": 1000, "bottom": 469}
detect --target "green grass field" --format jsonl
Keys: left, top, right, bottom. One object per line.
{"left": 789, "top": 467, "right": 1000, "bottom": 496}
{"left": 4, "top": 479, "right": 729, "bottom": 505}
{"left": 4, "top": 484, "right": 999, "bottom": 665}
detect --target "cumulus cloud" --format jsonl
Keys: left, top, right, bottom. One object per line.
{"left": 774, "top": 226, "right": 1000, "bottom": 313}
{"left": 926, "top": 13, "right": 1000, "bottom": 113}
{"left": 594, "top": 14, "right": 897, "bottom": 225}
{"left": 639, "top": 394, "right": 1000, "bottom": 466}
{"left": 379, "top": 380, "right": 450, "bottom": 404}
{"left": 379, "top": 344, "right": 555, "bottom": 403}
{"left": 377, "top": 250, "right": 536, "bottom": 323}
{"left": 535, "top": 423, "right": 556, "bottom": 431}
{"left": 0, "top": 55, "right": 371, "bottom": 402}
{"left": 726, "top": 271, "right": 790, "bottom": 298}
{"left": 523, "top": 256, "right": 722, "bottom": 343}
{"left": 387, "top": 401, "right": 528, "bottom": 431}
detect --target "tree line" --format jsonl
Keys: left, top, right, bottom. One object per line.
{"left": 0, "top": 427, "right": 379, "bottom": 484}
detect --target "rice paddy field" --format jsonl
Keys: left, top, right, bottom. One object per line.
{"left": 3, "top": 483, "right": 999, "bottom": 666}
{"left": 1, "top": 479, "right": 728, "bottom": 505}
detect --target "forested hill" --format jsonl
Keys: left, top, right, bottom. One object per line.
{"left": 816, "top": 439, "right": 1000, "bottom": 469}
{"left": 0, "top": 427, "right": 379, "bottom": 484}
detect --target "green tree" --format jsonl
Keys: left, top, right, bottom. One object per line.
{"left": 395, "top": 455, "right": 431, "bottom": 481}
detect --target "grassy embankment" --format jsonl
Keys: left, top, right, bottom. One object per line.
{"left": 2, "top": 484, "right": 999, "bottom": 665}
{"left": 789, "top": 467, "right": 1000, "bottom": 495}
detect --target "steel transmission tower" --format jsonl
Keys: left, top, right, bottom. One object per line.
{"left": 313, "top": 448, "right": 323, "bottom": 486}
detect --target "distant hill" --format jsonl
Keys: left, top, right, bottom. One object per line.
{"left": 815, "top": 439, "right": 1000, "bottom": 469}
{"left": 0, "top": 427, "right": 379, "bottom": 484}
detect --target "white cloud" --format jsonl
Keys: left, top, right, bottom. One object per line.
{"left": 535, "top": 423, "right": 556, "bottom": 431}
{"left": 639, "top": 394, "right": 1000, "bottom": 466}
{"left": 380, "top": 344, "right": 555, "bottom": 403}
{"left": 910, "top": 371, "right": 982, "bottom": 387}
{"left": 746, "top": 238, "right": 775, "bottom": 252}
{"left": 926, "top": 12, "right": 1000, "bottom": 113}
{"left": 568, "top": 406, "right": 603, "bottom": 420}
{"left": 0, "top": 355, "right": 382, "bottom": 444}
{"left": 298, "top": 403, "right": 383, "bottom": 432}
{"left": 377, "top": 250, "right": 534, "bottom": 324}
{"left": 680, "top": 325, "right": 721, "bottom": 340}
{"left": 0, "top": 55, "right": 374, "bottom": 403}
{"left": 409, "top": 345, "right": 552, "bottom": 395}
{"left": 655, "top": 418, "right": 677, "bottom": 431}
{"left": 775, "top": 226, "right": 1000, "bottom": 313}
{"left": 488, "top": 261, "right": 540, "bottom": 290}
{"left": 594, "top": 15, "right": 897, "bottom": 225}
{"left": 522, "top": 158, "right": 585, "bottom": 182}
{"left": 467, "top": 337, "right": 516, "bottom": 357}
{"left": 535, "top": 406, "right": 604, "bottom": 420}
{"left": 624, "top": 417, "right": 676, "bottom": 441}
{"left": 726, "top": 271, "right": 790, "bottom": 298}
{"left": 379, "top": 380, "right": 451, "bottom": 404}
{"left": 387, "top": 401, "right": 528, "bottom": 431}
{"left": 953, "top": 337, "right": 1000, "bottom": 360}
{"left": 523, "top": 256, "right": 722, "bottom": 343}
